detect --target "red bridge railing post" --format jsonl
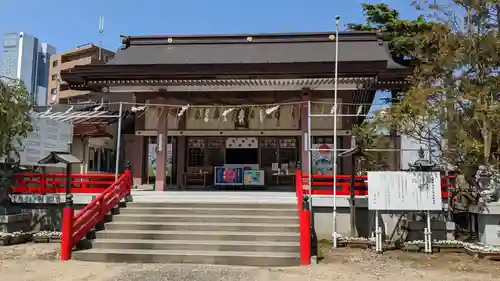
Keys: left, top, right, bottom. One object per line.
{"left": 60, "top": 206, "right": 74, "bottom": 260}
{"left": 296, "top": 170, "right": 311, "bottom": 265}
{"left": 300, "top": 206, "right": 311, "bottom": 265}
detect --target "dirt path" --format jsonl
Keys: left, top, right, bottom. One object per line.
{"left": 0, "top": 243, "right": 499, "bottom": 281}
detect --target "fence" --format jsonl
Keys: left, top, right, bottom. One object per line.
{"left": 12, "top": 173, "right": 116, "bottom": 194}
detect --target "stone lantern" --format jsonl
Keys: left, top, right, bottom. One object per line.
{"left": 408, "top": 147, "right": 437, "bottom": 172}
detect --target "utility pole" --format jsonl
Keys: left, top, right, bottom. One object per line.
{"left": 98, "top": 16, "right": 104, "bottom": 61}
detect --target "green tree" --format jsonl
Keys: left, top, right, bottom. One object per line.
{"left": 347, "top": 3, "right": 438, "bottom": 66}
{"left": 351, "top": 124, "right": 392, "bottom": 173}
{"left": 0, "top": 78, "right": 32, "bottom": 206}
{"left": 347, "top": 3, "right": 442, "bottom": 172}
{"left": 354, "top": 1, "right": 500, "bottom": 187}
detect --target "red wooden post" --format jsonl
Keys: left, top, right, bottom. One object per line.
{"left": 40, "top": 173, "right": 46, "bottom": 195}
{"left": 126, "top": 170, "right": 132, "bottom": 193}
{"left": 296, "top": 170, "right": 311, "bottom": 265}
{"left": 300, "top": 208, "right": 311, "bottom": 265}
{"left": 100, "top": 197, "right": 107, "bottom": 222}
{"left": 60, "top": 207, "right": 74, "bottom": 260}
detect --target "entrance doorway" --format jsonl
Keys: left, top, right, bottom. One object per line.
{"left": 145, "top": 136, "right": 176, "bottom": 185}
{"left": 225, "top": 148, "right": 258, "bottom": 165}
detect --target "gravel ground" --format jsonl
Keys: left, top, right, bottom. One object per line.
{"left": 0, "top": 243, "right": 499, "bottom": 281}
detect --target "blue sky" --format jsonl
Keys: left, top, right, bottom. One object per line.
{"left": 1, "top": 0, "right": 421, "bottom": 52}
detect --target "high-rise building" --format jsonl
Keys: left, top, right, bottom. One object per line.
{"left": 1, "top": 32, "right": 56, "bottom": 106}
{"left": 48, "top": 44, "right": 114, "bottom": 104}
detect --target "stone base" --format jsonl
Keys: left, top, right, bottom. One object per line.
{"left": 0, "top": 212, "right": 31, "bottom": 233}
{"left": 406, "top": 221, "right": 447, "bottom": 241}
{"left": 477, "top": 213, "right": 500, "bottom": 246}
{"left": 446, "top": 221, "right": 456, "bottom": 240}
{"left": 470, "top": 202, "right": 500, "bottom": 214}
{"left": 0, "top": 205, "right": 21, "bottom": 215}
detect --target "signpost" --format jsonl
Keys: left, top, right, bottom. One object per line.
{"left": 368, "top": 171, "right": 442, "bottom": 253}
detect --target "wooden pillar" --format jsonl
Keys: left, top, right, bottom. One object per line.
{"left": 132, "top": 105, "right": 146, "bottom": 186}
{"left": 176, "top": 115, "right": 187, "bottom": 187}
{"left": 155, "top": 106, "right": 168, "bottom": 191}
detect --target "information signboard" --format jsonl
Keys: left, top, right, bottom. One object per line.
{"left": 214, "top": 166, "right": 243, "bottom": 185}
{"left": 367, "top": 171, "right": 442, "bottom": 211}
{"left": 12, "top": 116, "right": 73, "bottom": 167}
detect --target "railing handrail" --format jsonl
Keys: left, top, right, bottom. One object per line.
{"left": 14, "top": 173, "right": 116, "bottom": 178}
{"left": 73, "top": 172, "right": 128, "bottom": 221}
{"left": 298, "top": 173, "right": 454, "bottom": 198}
{"left": 60, "top": 170, "right": 131, "bottom": 261}
{"left": 12, "top": 172, "right": 118, "bottom": 195}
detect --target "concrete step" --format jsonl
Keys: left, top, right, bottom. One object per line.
{"left": 129, "top": 202, "right": 297, "bottom": 210}
{"left": 112, "top": 214, "right": 298, "bottom": 224}
{"left": 92, "top": 239, "right": 300, "bottom": 253}
{"left": 120, "top": 207, "right": 297, "bottom": 216}
{"left": 95, "top": 230, "right": 299, "bottom": 242}
{"left": 105, "top": 221, "right": 299, "bottom": 232}
{"left": 72, "top": 248, "right": 300, "bottom": 266}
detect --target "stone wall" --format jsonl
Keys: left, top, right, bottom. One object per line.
{"left": 0, "top": 194, "right": 94, "bottom": 232}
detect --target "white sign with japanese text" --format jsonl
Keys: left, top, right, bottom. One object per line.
{"left": 367, "top": 171, "right": 442, "bottom": 211}
{"left": 15, "top": 116, "right": 73, "bottom": 167}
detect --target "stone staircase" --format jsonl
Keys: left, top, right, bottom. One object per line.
{"left": 72, "top": 201, "right": 300, "bottom": 266}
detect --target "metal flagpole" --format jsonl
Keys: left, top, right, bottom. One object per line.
{"left": 332, "top": 15, "right": 340, "bottom": 248}
{"left": 114, "top": 102, "right": 123, "bottom": 179}
{"left": 98, "top": 16, "right": 104, "bottom": 61}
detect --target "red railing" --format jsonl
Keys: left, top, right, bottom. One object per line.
{"left": 60, "top": 170, "right": 131, "bottom": 261}
{"left": 294, "top": 172, "right": 456, "bottom": 266}
{"left": 12, "top": 173, "right": 116, "bottom": 194}
{"left": 300, "top": 174, "right": 455, "bottom": 198}
{"left": 295, "top": 170, "right": 311, "bottom": 265}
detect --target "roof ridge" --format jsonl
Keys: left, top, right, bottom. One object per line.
{"left": 119, "top": 31, "right": 382, "bottom": 50}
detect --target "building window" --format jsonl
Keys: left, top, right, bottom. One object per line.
{"left": 88, "top": 147, "right": 115, "bottom": 172}
{"left": 278, "top": 138, "right": 298, "bottom": 167}
{"left": 205, "top": 138, "right": 224, "bottom": 166}
{"left": 52, "top": 60, "right": 58, "bottom": 67}
{"left": 259, "top": 138, "right": 278, "bottom": 170}
{"left": 51, "top": 74, "right": 57, "bottom": 81}
{"left": 187, "top": 138, "right": 205, "bottom": 167}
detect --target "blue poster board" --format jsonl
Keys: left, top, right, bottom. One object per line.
{"left": 214, "top": 166, "right": 243, "bottom": 185}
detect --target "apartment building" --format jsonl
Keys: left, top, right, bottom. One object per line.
{"left": 48, "top": 44, "right": 114, "bottom": 104}
{"left": 1, "top": 32, "right": 56, "bottom": 106}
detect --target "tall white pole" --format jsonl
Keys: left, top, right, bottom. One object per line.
{"left": 114, "top": 102, "right": 123, "bottom": 180}
{"left": 375, "top": 210, "right": 380, "bottom": 252}
{"left": 98, "top": 16, "right": 104, "bottom": 61}
{"left": 332, "top": 15, "right": 340, "bottom": 248}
